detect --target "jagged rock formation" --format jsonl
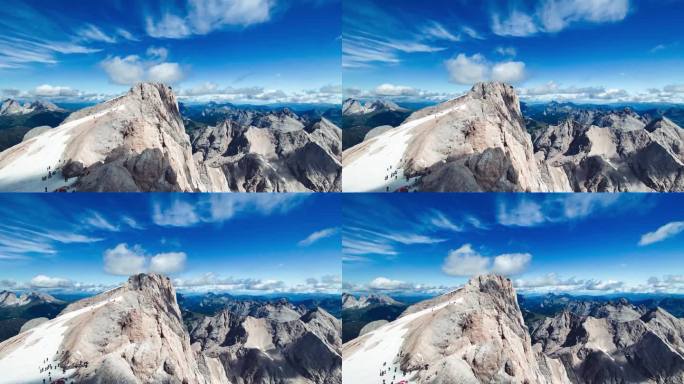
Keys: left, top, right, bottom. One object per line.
{"left": 188, "top": 305, "right": 342, "bottom": 384}
{"left": 0, "top": 275, "right": 341, "bottom": 383}
{"left": 343, "top": 275, "right": 570, "bottom": 384}
{"left": 342, "top": 98, "right": 407, "bottom": 116}
{"left": 0, "top": 274, "right": 215, "bottom": 384}
{"left": 531, "top": 301, "right": 684, "bottom": 383}
{"left": 343, "top": 82, "right": 562, "bottom": 192}
{"left": 0, "top": 83, "right": 342, "bottom": 192}
{"left": 0, "top": 99, "right": 62, "bottom": 116}
{"left": 341, "top": 292, "right": 401, "bottom": 309}
{"left": 191, "top": 116, "right": 342, "bottom": 192}
{"left": 343, "top": 82, "right": 684, "bottom": 192}
{"left": 533, "top": 113, "right": 684, "bottom": 191}
{"left": 0, "top": 291, "right": 63, "bottom": 307}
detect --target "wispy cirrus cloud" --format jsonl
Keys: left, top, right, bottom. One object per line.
{"left": 491, "top": 0, "right": 631, "bottom": 37}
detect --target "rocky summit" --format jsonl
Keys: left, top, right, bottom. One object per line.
{"left": 343, "top": 274, "right": 570, "bottom": 384}
{"left": 0, "top": 273, "right": 341, "bottom": 384}
{"left": 0, "top": 82, "right": 342, "bottom": 192}
{"left": 531, "top": 301, "right": 684, "bottom": 384}
{"left": 342, "top": 81, "right": 684, "bottom": 192}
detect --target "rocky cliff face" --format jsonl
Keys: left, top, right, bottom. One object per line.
{"left": 343, "top": 82, "right": 561, "bottom": 192}
{"left": 531, "top": 302, "right": 684, "bottom": 384}
{"left": 0, "top": 273, "right": 212, "bottom": 384}
{"left": 188, "top": 305, "right": 342, "bottom": 384}
{"left": 192, "top": 116, "right": 342, "bottom": 192}
{"left": 343, "top": 275, "right": 570, "bottom": 384}
{"left": 533, "top": 114, "right": 684, "bottom": 192}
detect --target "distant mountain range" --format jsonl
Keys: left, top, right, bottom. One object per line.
{"left": 0, "top": 83, "right": 342, "bottom": 192}
{"left": 0, "top": 99, "right": 70, "bottom": 151}
{"left": 0, "top": 290, "right": 66, "bottom": 342}
{"left": 342, "top": 274, "right": 684, "bottom": 384}
{"left": 343, "top": 82, "right": 684, "bottom": 192}
{"left": 0, "top": 274, "right": 341, "bottom": 384}
{"left": 341, "top": 98, "right": 413, "bottom": 149}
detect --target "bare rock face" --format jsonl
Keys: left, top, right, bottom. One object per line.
{"left": 531, "top": 302, "right": 684, "bottom": 384}
{"left": 343, "top": 82, "right": 562, "bottom": 192}
{"left": 188, "top": 305, "right": 342, "bottom": 384}
{"left": 0, "top": 274, "right": 209, "bottom": 384}
{"left": 193, "top": 117, "right": 342, "bottom": 192}
{"left": 343, "top": 274, "right": 570, "bottom": 384}
{"left": 341, "top": 292, "right": 401, "bottom": 309}
{"left": 0, "top": 83, "right": 224, "bottom": 192}
{"left": 533, "top": 115, "right": 684, "bottom": 192}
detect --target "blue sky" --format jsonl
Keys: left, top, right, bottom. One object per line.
{"left": 343, "top": 193, "right": 684, "bottom": 295}
{"left": 343, "top": 0, "right": 684, "bottom": 104}
{"left": 0, "top": 0, "right": 341, "bottom": 104}
{"left": 0, "top": 193, "right": 341, "bottom": 295}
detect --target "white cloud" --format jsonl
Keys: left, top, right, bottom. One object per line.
{"left": 100, "top": 55, "right": 146, "bottom": 86}
{"left": 146, "top": 46, "right": 169, "bottom": 61}
{"left": 491, "top": 61, "right": 526, "bottom": 83}
{"left": 83, "top": 211, "right": 120, "bottom": 232}
{"left": 495, "top": 46, "right": 517, "bottom": 57}
{"left": 298, "top": 227, "right": 339, "bottom": 246}
{"left": 497, "top": 195, "right": 620, "bottom": 227}
{"left": 342, "top": 238, "right": 398, "bottom": 257}
{"left": 78, "top": 24, "right": 116, "bottom": 43}
{"left": 442, "top": 244, "right": 492, "bottom": 276}
{"left": 173, "top": 272, "right": 337, "bottom": 294}
{"left": 30, "top": 275, "right": 72, "bottom": 288}
{"left": 103, "top": 243, "right": 147, "bottom": 275}
{"left": 445, "top": 53, "right": 527, "bottom": 85}
{"left": 492, "top": 0, "right": 630, "bottom": 37}
{"left": 152, "top": 195, "right": 306, "bottom": 228}
{"left": 445, "top": 53, "right": 489, "bottom": 85}
{"left": 442, "top": 244, "right": 532, "bottom": 277}
{"left": 34, "top": 84, "right": 79, "bottom": 97}
{"left": 116, "top": 28, "right": 138, "bottom": 41}
{"left": 514, "top": 273, "right": 625, "bottom": 293}
{"left": 374, "top": 83, "right": 418, "bottom": 97}
{"left": 148, "top": 62, "right": 184, "bottom": 84}
{"left": 368, "top": 277, "right": 412, "bottom": 290}
{"left": 491, "top": 253, "right": 532, "bottom": 275}
{"left": 149, "top": 252, "right": 187, "bottom": 274}
{"left": 426, "top": 210, "right": 463, "bottom": 232}
{"left": 422, "top": 21, "right": 460, "bottom": 42}
{"left": 146, "top": 0, "right": 275, "bottom": 39}
{"left": 100, "top": 48, "right": 184, "bottom": 86}
{"left": 152, "top": 200, "right": 200, "bottom": 227}
{"left": 103, "top": 243, "right": 187, "bottom": 276}
{"left": 639, "top": 221, "right": 684, "bottom": 246}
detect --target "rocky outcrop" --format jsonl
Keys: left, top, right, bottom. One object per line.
{"left": 188, "top": 305, "right": 342, "bottom": 384}
{"left": 363, "top": 125, "right": 394, "bottom": 141}
{"left": 531, "top": 302, "right": 684, "bottom": 383}
{"left": 0, "top": 274, "right": 210, "bottom": 384}
{"left": 343, "top": 82, "right": 565, "bottom": 192}
{"left": 358, "top": 320, "right": 388, "bottom": 336}
{"left": 343, "top": 275, "right": 570, "bottom": 383}
{"left": 532, "top": 113, "right": 684, "bottom": 192}
{"left": 193, "top": 116, "right": 342, "bottom": 192}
